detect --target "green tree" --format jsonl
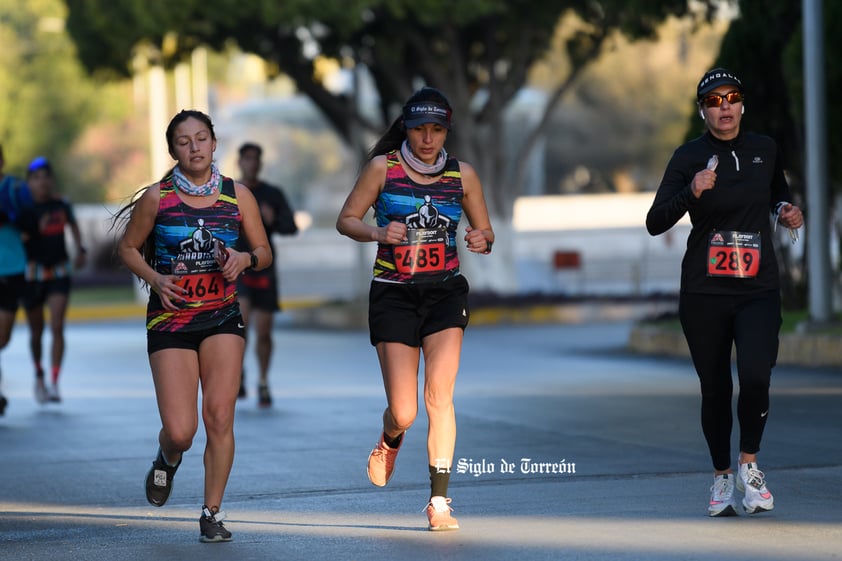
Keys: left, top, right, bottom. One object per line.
{"left": 0, "top": 2, "right": 87, "bottom": 167}
{"left": 63, "top": 0, "right": 716, "bottom": 293}
{"left": 64, "top": 0, "right": 716, "bottom": 218}
{"left": 694, "top": 0, "right": 841, "bottom": 193}
{"left": 710, "top": 0, "right": 841, "bottom": 312}
{"left": 0, "top": 0, "right": 130, "bottom": 201}
{"left": 533, "top": 16, "right": 727, "bottom": 194}
{"left": 692, "top": 1, "right": 802, "bottom": 179}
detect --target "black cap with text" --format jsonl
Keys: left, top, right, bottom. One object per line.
{"left": 402, "top": 102, "right": 452, "bottom": 129}
{"left": 697, "top": 68, "right": 742, "bottom": 100}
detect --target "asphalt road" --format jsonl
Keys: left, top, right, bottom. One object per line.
{"left": 1, "top": 316, "right": 840, "bottom": 560}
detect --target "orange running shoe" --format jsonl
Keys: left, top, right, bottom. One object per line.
{"left": 366, "top": 432, "right": 403, "bottom": 487}
{"left": 425, "top": 496, "right": 459, "bottom": 531}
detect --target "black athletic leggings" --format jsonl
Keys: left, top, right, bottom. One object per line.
{"left": 679, "top": 290, "right": 781, "bottom": 471}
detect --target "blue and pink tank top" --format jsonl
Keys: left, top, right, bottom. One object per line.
{"left": 146, "top": 175, "right": 242, "bottom": 332}
{"left": 372, "top": 151, "right": 463, "bottom": 284}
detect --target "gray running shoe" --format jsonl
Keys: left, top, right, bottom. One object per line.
{"left": 34, "top": 377, "right": 48, "bottom": 405}
{"left": 47, "top": 384, "right": 61, "bottom": 403}
{"left": 200, "top": 505, "right": 232, "bottom": 543}
{"left": 258, "top": 384, "right": 272, "bottom": 408}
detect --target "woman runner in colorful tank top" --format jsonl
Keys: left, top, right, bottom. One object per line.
{"left": 115, "top": 110, "right": 272, "bottom": 543}
{"left": 336, "top": 86, "right": 495, "bottom": 531}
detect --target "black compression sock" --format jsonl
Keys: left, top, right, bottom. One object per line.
{"left": 429, "top": 465, "right": 451, "bottom": 498}
{"left": 384, "top": 432, "right": 403, "bottom": 449}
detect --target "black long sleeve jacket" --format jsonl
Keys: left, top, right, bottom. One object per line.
{"left": 646, "top": 131, "right": 792, "bottom": 295}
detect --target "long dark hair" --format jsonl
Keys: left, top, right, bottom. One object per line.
{"left": 111, "top": 110, "right": 217, "bottom": 276}
{"left": 110, "top": 182, "right": 156, "bottom": 279}
{"left": 366, "top": 87, "right": 452, "bottom": 161}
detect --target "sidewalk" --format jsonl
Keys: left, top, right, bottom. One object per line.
{"left": 628, "top": 321, "right": 842, "bottom": 368}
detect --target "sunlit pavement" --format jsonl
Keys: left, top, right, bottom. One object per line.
{"left": 1, "top": 317, "right": 840, "bottom": 560}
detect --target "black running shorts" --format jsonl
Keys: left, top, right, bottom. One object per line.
{"left": 147, "top": 314, "right": 246, "bottom": 355}
{"left": 23, "top": 277, "right": 71, "bottom": 310}
{"left": 0, "top": 274, "right": 24, "bottom": 312}
{"left": 237, "top": 273, "right": 280, "bottom": 312}
{"left": 368, "top": 275, "right": 469, "bottom": 347}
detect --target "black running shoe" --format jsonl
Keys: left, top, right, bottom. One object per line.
{"left": 144, "top": 448, "right": 181, "bottom": 507}
{"left": 257, "top": 384, "right": 272, "bottom": 408}
{"left": 200, "top": 505, "right": 232, "bottom": 543}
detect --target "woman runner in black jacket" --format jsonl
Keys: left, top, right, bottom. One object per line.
{"left": 646, "top": 68, "right": 802, "bottom": 517}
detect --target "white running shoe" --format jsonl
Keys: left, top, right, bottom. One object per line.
{"left": 47, "top": 384, "right": 61, "bottom": 403}
{"left": 737, "top": 462, "right": 774, "bottom": 514}
{"left": 708, "top": 473, "right": 738, "bottom": 517}
{"left": 34, "top": 378, "right": 48, "bottom": 405}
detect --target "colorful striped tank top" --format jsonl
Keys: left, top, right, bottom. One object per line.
{"left": 372, "top": 151, "right": 463, "bottom": 284}
{"left": 146, "top": 175, "right": 242, "bottom": 332}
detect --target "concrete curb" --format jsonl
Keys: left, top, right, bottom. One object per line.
{"left": 288, "top": 299, "right": 682, "bottom": 330}
{"left": 628, "top": 324, "right": 842, "bottom": 368}
{"left": 65, "top": 303, "right": 146, "bottom": 322}
{"left": 58, "top": 298, "right": 326, "bottom": 323}
{"left": 56, "top": 301, "right": 842, "bottom": 368}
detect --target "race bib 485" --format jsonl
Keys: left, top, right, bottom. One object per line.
{"left": 394, "top": 227, "right": 447, "bottom": 275}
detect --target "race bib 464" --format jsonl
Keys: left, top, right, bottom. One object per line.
{"left": 172, "top": 254, "right": 225, "bottom": 302}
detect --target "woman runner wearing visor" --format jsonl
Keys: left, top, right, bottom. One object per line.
{"left": 337, "top": 86, "right": 494, "bottom": 531}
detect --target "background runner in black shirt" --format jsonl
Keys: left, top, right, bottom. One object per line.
{"left": 235, "top": 142, "right": 298, "bottom": 407}
{"left": 18, "top": 157, "right": 86, "bottom": 404}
